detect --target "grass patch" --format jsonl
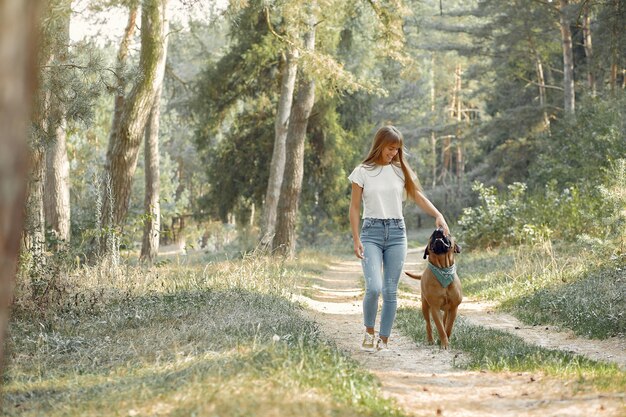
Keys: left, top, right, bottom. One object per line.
{"left": 5, "top": 252, "right": 406, "bottom": 417}
{"left": 459, "top": 242, "right": 625, "bottom": 338}
{"left": 510, "top": 261, "right": 625, "bottom": 338}
{"left": 396, "top": 307, "right": 626, "bottom": 392}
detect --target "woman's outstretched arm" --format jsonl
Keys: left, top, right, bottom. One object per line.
{"left": 413, "top": 191, "right": 449, "bottom": 235}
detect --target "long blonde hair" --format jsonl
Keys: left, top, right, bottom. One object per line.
{"left": 362, "top": 126, "right": 422, "bottom": 201}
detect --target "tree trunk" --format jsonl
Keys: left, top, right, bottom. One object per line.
{"left": 454, "top": 65, "right": 463, "bottom": 184}
{"left": 272, "top": 12, "right": 317, "bottom": 258}
{"left": 535, "top": 55, "right": 551, "bottom": 128}
{"left": 108, "top": 4, "right": 138, "bottom": 159}
{"left": 103, "top": 0, "right": 168, "bottom": 230}
{"left": 25, "top": 0, "right": 61, "bottom": 267}
{"left": 430, "top": 54, "right": 437, "bottom": 188}
{"left": 44, "top": 0, "right": 71, "bottom": 245}
{"left": 0, "top": 0, "right": 40, "bottom": 393}
{"left": 609, "top": 0, "right": 621, "bottom": 92}
{"left": 140, "top": 87, "right": 163, "bottom": 264}
{"left": 523, "top": 12, "right": 551, "bottom": 130}
{"left": 582, "top": 5, "right": 596, "bottom": 96}
{"left": 558, "top": 0, "right": 575, "bottom": 114}
{"left": 261, "top": 47, "right": 298, "bottom": 245}
{"left": 23, "top": 147, "right": 45, "bottom": 258}
{"left": 439, "top": 136, "right": 451, "bottom": 185}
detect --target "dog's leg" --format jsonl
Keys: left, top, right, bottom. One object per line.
{"left": 445, "top": 306, "right": 458, "bottom": 339}
{"left": 429, "top": 304, "right": 449, "bottom": 349}
{"left": 422, "top": 299, "right": 434, "bottom": 344}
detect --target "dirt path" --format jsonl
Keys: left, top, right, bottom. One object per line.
{"left": 296, "top": 250, "right": 625, "bottom": 417}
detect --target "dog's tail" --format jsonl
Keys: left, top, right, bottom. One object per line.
{"left": 404, "top": 271, "right": 422, "bottom": 280}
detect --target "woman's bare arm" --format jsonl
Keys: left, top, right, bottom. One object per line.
{"left": 349, "top": 183, "right": 364, "bottom": 259}
{"left": 414, "top": 191, "right": 449, "bottom": 235}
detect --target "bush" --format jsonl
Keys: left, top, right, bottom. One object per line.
{"left": 458, "top": 181, "right": 551, "bottom": 247}
{"left": 459, "top": 160, "right": 625, "bottom": 250}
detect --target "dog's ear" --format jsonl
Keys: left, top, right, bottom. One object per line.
{"left": 454, "top": 243, "right": 462, "bottom": 253}
{"left": 423, "top": 245, "right": 429, "bottom": 259}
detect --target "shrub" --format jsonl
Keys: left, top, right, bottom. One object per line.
{"left": 458, "top": 181, "right": 551, "bottom": 247}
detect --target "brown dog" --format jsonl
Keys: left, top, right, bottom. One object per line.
{"left": 405, "top": 229, "right": 462, "bottom": 349}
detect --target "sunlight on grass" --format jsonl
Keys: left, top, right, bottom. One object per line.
{"left": 6, "top": 251, "right": 406, "bottom": 417}
{"left": 459, "top": 243, "right": 625, "bottom": 338}
{"left": 396, "top": 307, "right": 626, "bottom": 393}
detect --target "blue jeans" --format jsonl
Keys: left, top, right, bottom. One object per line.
{"left": 360, "top": 218, "right": 407, "bottom": 338}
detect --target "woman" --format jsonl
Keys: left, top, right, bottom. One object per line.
{"left": 349, "top": 125, "right": 449, "bottom": 352}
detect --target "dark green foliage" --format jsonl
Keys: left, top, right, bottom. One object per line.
{"left": 529, "top": 96, "right": 626, "bottom": 189}
{"left": 202, "top": 99, "right": 274, "bottom": 222}
{"left": 193, "top": 4, "right": 281, "bottom": 143}
{"left": 300, "top": 95, "right": 373, "bottom": 243}
{"left": 192, "top": 0, "right": 379, "bottom": 235}
{"left": 459, "top": 96, "right": 625, "bottom": 248}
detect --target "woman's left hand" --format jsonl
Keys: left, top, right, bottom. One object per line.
{"left": 435, "top": 214, "right": 449, "bottom": 236}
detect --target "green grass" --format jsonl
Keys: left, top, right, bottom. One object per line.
{"left": 458, "top": 243, "right": 626, "bottom": 339}
{"left": 5, "top": 252, "right": 406, "bottom": 417}
{"left": 396, "top": 307, "right": 626, "bottom": 392}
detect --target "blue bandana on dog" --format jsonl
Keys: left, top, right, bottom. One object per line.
{"left": 428, "top": 263, "right": 456, "bottom": 288}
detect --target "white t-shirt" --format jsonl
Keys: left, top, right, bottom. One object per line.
{"left": 349, "top": 164, "right": 406, "bottom": 219}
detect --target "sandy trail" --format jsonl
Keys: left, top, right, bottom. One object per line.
{"left": 297, "top": 249, "right": 625, "bottom": 417}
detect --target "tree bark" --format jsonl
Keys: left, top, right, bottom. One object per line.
{"left": 140, "top": 87, "right": 163, "bottom": 264}
{"left": 23, "top": 147, "right": 45, "bottom": 257}
{"left": 261, "top": 47, "right": 298, "bottom": 245}
{"left": 582, "top": 4, "right": 596, "bottom": 96}
{"left": 430, "top": 54, "right": 437, "bottom": 188}
{"left": 108, "top": 4, "right": 139, "bottom": 158}
{"left": 609, "top": 0, "right": 620, "bottom": 92}
{"left": 523, "top": 11, "right": 551, "bottom": 129}
{"left": 103, "top": 0, "right": 168, "bottom": 230}
{"left": 454, "top": 65, "right": 464, "bottom": 184}
{"left": 558, "top": 0, "right": 575, "bottom": 114}
{"left": 272, "top": 11, "right": 317, "bottom": 258}
{"left": 0, "top": 0, "right": 40, "bottom": 394}
{"left": 535, "top": 54, "right": 551, "bottom": 129}
{"left": 44, "top": 0, "right": 71, "bottom": 245}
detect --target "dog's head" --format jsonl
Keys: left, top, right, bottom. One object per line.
{"left": 423, "top": 228, "right": 461, "bottom": 267}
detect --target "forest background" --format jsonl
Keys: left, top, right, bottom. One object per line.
{"left": 18, "top": 0, "right": 626, "bottom": 261}
{"left": 0, "top": 0, "right": 624, "bottom": 414}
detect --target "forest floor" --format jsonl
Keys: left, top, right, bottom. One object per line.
{"left": 296, "top": 248, "right": 626, "bottom": 417}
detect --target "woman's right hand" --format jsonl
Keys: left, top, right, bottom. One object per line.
{"left": 354, "top": 240, "right": 364, "bottom": 259}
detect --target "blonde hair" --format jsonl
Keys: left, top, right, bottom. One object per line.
{"left": 362, "top": 125, "right": 422, "bottom": 201}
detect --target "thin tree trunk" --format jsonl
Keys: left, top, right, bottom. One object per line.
{"left": 0, "top": 0, "right": 40, "bottom": 393}
{"left": 430, "top": 54, "right": 437, "bottom": 188}
{"left": 523, "top": 11, "right": 551, "bottom": 130}
{"left": 454, "top": 65, "right": 463, "bottom": 184}
{"left": 261, "top": 47, "right": 298, "bottom": 245}
{"left": 272, "top": 9, "right": 317, "bottom": 258}
{"left": 140, "top": 88, "right": 163, "bottom": 264}
{"left": 558, "top": 0, "right": 575, "bottom": 114}
{"left": 609, "top": 0, "right": 620, "bottom": 92}
{"left": 103, "top": 0, "right": 167, "bottom": 230}
{"left": 582, "top": 5, "right": 596, "bottom": 96}
{"left": 44, "top": 0, "right": 71, "bottom": 245}
{"left": 439, "top": 136, "right": 451, "bottom": 185}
